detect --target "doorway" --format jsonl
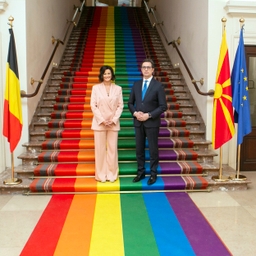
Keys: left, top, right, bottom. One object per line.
{"left": 240, "top": 46, "right": 256, "bottom": 171}
{"left": 95, "top": 0, "right": 132, "bottom": 6}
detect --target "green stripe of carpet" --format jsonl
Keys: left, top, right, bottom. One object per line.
{"left": 121, "top": 194, "right": 160, "bottom": 256}
{"left": 118, "top": 139, "right": 136, "bottom": 148}
{"left": 119, "top": 129, "right": 135, "bottom": 137}
{"left": 119, "top": 162, "right": 137, "bottom": 175}
{"left": 120, "top": 120, "right": 134, "bottom": 127}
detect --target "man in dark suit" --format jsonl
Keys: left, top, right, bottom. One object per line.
{"left": 128, "top": 58, "right": 167, "bottom": 185}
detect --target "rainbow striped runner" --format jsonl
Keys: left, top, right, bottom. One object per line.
{"left": 29, "top": 6, "right": 208, "bottom": 193}
{"left": 81, "top": 6, "right": 145, "bottom": 74}
{"left": 20, "top": 193, "right": 231, "bottom": 255}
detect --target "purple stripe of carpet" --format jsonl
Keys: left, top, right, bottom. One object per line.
{"left": 158, "top": 129, "right": 171, "bottom": 137}
{"left": 158, "top": 139, "right": 174, "bottom": 148}
{"left": 160, "top": 120, "right": 168, "bottom": 127}
{"left": 159, "top": 162, "right": 183, "bottom": 174}
{"left": 166, "top": 193, "right": 232, "bottom": 256}
{"left": 162, "top": 176, "right": 186, "bottom": 190}
{"left": 159, "top": 150, "right": 177, "bottom": 160}
{"left": 158, "top": 162, "right": 203, "bottom": 174}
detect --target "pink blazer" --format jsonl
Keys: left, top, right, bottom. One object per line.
{"left": 90, "top": 83, "right": 124, "bottom": 131}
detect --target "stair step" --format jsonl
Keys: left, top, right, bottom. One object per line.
{"left": 40, "top": 95, "right": 192, "bottom": 104}
{"left": 29, "top": 127, "right": 206, "bottom": 141}
{"left": 28, "top": 176, "right": 209, "bottom": 193}
{"left": 22, "top": 138, "right": 211, "bottom": 153}
{"left": 18, "top": 149, "right": 216, "bottom": 166}
{"left": 12, "top": 6, "right": 225, "bottom": 195}
{"left": 14, "top": 162, "right": 220, "bottom": 178}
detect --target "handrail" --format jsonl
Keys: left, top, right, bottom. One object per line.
{"left": 169, "top": 39, "right": 214, "bottom": 97}
{"left": 21, "top": 0, "right": 86, "bottom": 98}
{"left": 143, "top": 0, "right": 214, "bottom": 97}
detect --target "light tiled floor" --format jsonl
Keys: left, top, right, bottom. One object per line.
{"left": 189, "top": 171, "right": 256, "bottom": 256}
{"left": 0, "top": 172, "right": 255, "bottom": 256}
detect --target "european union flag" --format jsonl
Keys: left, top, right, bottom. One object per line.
{"left": 231, "top": 26, "right": 252, "bottom": 145}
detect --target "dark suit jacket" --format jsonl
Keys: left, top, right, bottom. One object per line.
{"left": 128, "top": 78, "right": 167, "bottom": 127}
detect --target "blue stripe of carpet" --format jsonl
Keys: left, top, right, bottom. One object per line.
{"left": 143, "top": 193, "right": 195, "bottom": 256}
{"left": 144, "top": 162, "right": 163, "bottom": 174}
{"left": 141, "top": 177, "right": 164, "bottom": 190}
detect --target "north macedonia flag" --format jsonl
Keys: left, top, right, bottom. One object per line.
{"left": 212, "top": 30, "right": 235, "bottom": 149}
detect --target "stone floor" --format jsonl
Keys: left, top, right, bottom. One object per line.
{"left": 0, "top": 167, "right": 256, "bottom": 255}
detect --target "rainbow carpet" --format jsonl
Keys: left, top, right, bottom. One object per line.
{"left": 20, "top": 193, "right": 231, "bottom": 256}
{"left": 29, "top": 6, "right": 209, "bottom": 193}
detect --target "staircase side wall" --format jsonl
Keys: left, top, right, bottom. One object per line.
{"left": 0, "top": 0, "right": 80, "bottom": 169}
{"left": 0, "top": 0, "right": 26, "bottom": 169}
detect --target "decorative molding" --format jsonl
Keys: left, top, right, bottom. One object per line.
{"left": 225, "top": 1, "right": 256, "bottom": 15}
{"left": 0, "top": 0, "right": 8, "bottom": 13}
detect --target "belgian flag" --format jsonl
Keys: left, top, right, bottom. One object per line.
{"left": 3, "top": 28, "right": 23, "bottom": 153}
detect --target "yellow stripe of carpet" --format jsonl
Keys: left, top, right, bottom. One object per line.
{"left": 54, "top": 195, "right": 97, "bottom": 256}
{"left": 97, "top": 178, "right": 120, "bottom": 192}
{"left": 103, "top": 60, "right": 115, "bottom": 66}
{"left": 89, "top": 194, "right": 124, "bottom": 256}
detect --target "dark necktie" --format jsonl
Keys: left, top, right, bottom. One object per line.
{"left": 142, "top": 80, "right": 148, "bottom": 100}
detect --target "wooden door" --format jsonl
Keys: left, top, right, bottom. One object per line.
{"left": 240, "top": 46, "right": 256, "bottom": 171}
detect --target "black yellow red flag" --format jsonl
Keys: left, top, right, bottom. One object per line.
{"left": 3, "top": 28, "right": 23, "bottom": 153}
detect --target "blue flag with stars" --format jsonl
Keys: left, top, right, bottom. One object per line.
{"left": 231, "top": 26, "right": 252, "bottom": 145}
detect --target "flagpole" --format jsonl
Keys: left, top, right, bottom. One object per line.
{"left": 3, "top": 153, "right": 22, "bottom": 185}
{"left": 230, "top": 18, "right": 248, "bottom": 182}
{"left": 231, "top": 140, "right": 247, "bottom": 181}
{"left": 3, "top": 16, "right": 22, "bottom": 185}
{"left": 212, "top": 147, "right": 229, "bottom": 182}
{"left": 212, "top": 17, "right": 233, "bottom": 182}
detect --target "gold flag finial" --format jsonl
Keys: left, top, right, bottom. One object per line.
{"left": 239, "top": 18, "right": 245, "bottom": 29}
{"left": 8, "top": 16, "right": 14, "bottom": 27}
{"left": 221, "top": 17, "right": 227, "bottom": 34}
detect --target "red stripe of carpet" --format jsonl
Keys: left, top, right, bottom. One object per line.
{"left": 20, "top": 195, "right": 74, "bottom": 256}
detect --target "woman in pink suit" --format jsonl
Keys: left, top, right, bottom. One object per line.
{"left": 90, "top": 65, "right": 124, "bottom": 182}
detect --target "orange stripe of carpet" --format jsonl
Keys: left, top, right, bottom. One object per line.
{"left": 74, "top": 178, "right": 97, "bottom": 192}
{"left": 80, "top": 130, "right": 94, "bottom": 138}
{"left": 76, "top": 163, "right": 95, "bottom": 175}
{"left": 54, "top": 195, "right": 97, "bottom": 256}
{"left": 78, "top": 151, "right": 95, "bottom": 161}
{"left": 81, "top": 120, "right": 92, "bottom": 127}
{"left": 74, "top": 178, "right": 121, "bottom": 192}
{"left": 82, "top": 77, "right": 99, "bottom": 83}
{"left": 82, "top": 112, "right": 93, "bottom": 118}
{"left": 79, "top": 139, "right": 94, "bottom": 149}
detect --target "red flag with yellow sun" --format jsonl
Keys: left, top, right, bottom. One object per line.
{"left": 212, "top": 30, "right": 235, "bottom": 149}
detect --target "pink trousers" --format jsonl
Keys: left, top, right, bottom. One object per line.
{"left": 94, "top": 130, "right": 118, "bottom": 182}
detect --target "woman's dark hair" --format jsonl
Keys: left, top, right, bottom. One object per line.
{"left": 141, "top": 58, "right": 155, "bottom": 68}
{"left": 98, "top": 65, "right": 116, "bottom": 82}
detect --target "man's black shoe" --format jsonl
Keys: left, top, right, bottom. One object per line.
{"left": 147, "top": 175, "right": 157, "bottom": 185}
{"left": 133, "top": 173, "right": 145, "bottom": 183}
